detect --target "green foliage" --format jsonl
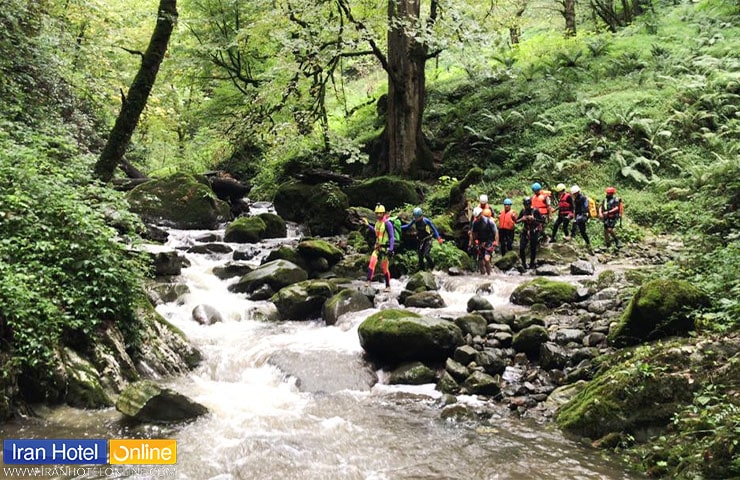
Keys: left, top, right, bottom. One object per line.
{"left": 0, "top": 133, "right": 148, "bottom": 392}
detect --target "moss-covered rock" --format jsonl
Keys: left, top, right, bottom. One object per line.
{"left": 494, "top": 250, "right": 520, "bottom": 271}
{"left": 358, "top": 309, "right": 464, "bottom": 364}
{"left": 388, "top": 361, "right": 437, "bottom": 385}
{"left": 62, "top": 348, "right": 113, "bottom": 408}
{"left": 608, "top": 279, "right": 710, "bottom": 347}
{"left": 297, "top": 239, "right": 344, "bottom": 266}
{"left": 126, "top": 173, "right": 231, "bottom": 229}
{"left": 272, "top": 280, "right": 338, "bottom": 320}
{"left": 510, "top": 278, "right": 577, "bottom": 307}
{"left": 230, "top": 259, "right": 308, "bottom": 294}
{"left": 463, "top": 371, "right": 501, "bottom": 396}
{"left": 322, "top": 288, "right": 373, "bottom": 326}
{"left": 258, "top": 213, "right": 287, "bottom": 238}
{"left": 406, "top": 271, "right": 437, "bottom": 292}
{"left": 224, "top": 216, "right": 267, "bottom": 243}
{"left": 330, "top": 253, "right": 368, "bottom": 279}
{"left": 263, "top": 246, "right": 308, "bottom": 271}
{"left": 345, "top": 176, "right": 419, "bottom": 210}
{"left": 537, "top": 243, "right": 581, "bottom": 265}
{"left": 273, "top": 181, "right": 349, "bottom": 236}
{"left": 556, "top": 357, "right": 692, "bottom": 440}
{"left": 454, "top": 314, "right": 488, "bottom": 337}
{"left": 116, "top": 380, "right": 208, "bottom": 424}
{"left": 403, "top": 291, "right": 446, "bottom": 308}
{"left": 429, "top": 241, "right": 473, "bottom": 271}
{"left": 512, "top": 325, "right": 549, "bottom": 355}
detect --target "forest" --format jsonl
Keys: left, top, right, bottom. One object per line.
{"left": 0, "top": 0, "right": 738, "bottom": 478}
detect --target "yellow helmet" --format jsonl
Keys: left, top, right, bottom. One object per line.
{"left": 556, "top": 183, "right": 566, "bottom": 192}
{"left": 374, "top": 204, "right": 386, "bottom": 214}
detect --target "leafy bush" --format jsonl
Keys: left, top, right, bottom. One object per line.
{"left": 0, "top": 133, "right": 148, "bottom": 395}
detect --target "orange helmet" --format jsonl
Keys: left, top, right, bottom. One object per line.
{"left": 482, "top": 208, "right": 492, "bottom": 218}
{"left": 606, "top": 186, "right": 616, "bottom": 195}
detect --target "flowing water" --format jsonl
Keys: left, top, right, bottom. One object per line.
{"left": 1, "top": 220, "right": 640, "bottom": 480}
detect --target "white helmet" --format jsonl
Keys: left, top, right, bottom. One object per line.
{"left": 473, "top": 206, "right": 483, "bottom": 217}
{"left": 479, "top": 194, "right": 488, "bottom": 204}
{"left": 570, "top": 185, "right": 581, "bottom": 194}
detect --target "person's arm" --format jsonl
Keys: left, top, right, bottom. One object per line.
{"left": 401, "top": 221, "right": 413, "bottom": 231}
{"left": 385, "top": 220, "right": 395, "bottom": 252}
{"left": 492, "top": 222, "right": 499, "bottom": 246}
{"left": 425, "top": 218, "right": 442, "bottom": 241}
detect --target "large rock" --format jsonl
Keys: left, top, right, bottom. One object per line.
{"left": 297, "top": 239, "right": 344, "bottom": 266}
{"left": 224, "top": 216, "right": 267, "bottom": 243}
{"left": 229, "top": 260, "right": 308, "bottom": 295}
{"left": 322, "top": 289, "right": 373, "bottom": 326}
{"left": 512, "top": 325, "right": 549, "bottom": 355}
{"left": 273, "top": 181, "right": 349, "bottom": 236}
{"left": 608, "top": 279, "right": 710, "bottom": 347}
{"left": 510, "top": 278, "right": 577, "bottom": 308}
{"left": 406, "top": 271, "right": 437, "bottom": 292}
{"left": 388, "top": 362, "right": 437, "bottom": 385}
{"left": 149, "top": 251, "right": 182, "bottom": 276}
{"left": 463, "top": 371, "right": 501, "bottom": 396}
{"left": 403, "top": 291, "right": 446, "bottom": 308}
{"left": 258, "top": 213, "right": 287, "bottom": 239}
{"left": 192, "top": 304, "right": 222, "bottom": 325}
{"left": 467, "top": 295, "right": 493, "bottom": 312}
{"left": 126, "top": 173, "right": 231, "bottom": 229}
{"left": 537, "top": 243, "right": 580, "bottom": 265}
{"left": 494, "top": 251, "right": 520, "bottom": 271}
{"left": 358, "top": 309, "right": 464, "bottom": 364}
{"left": 116, "top": 380, "right": 208, "bottom": 424}
{"left": 263, "top": 246, "right": 308, "bottom": 271}
{"left": 454, "top": 314, "right": 488, "bottom": 337}
{"left": 62, "top": 348, "right": 113, "bottom": 409}
{"left": 345, "top": 176, "right": 419, "bottom": 210}
{"left": 272, "top": 280, "right": 338, "bottom": 320}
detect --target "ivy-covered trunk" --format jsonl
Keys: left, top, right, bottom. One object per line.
{"left": 385, "top": 0, "right": 433, "bottom": 176}
{"left": 94, "top": 0, "right": 178, "bottom": 182}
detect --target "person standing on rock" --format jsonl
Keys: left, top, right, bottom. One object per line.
{"left": 364, "top": 204, "right": 395, "bottom": 291}
{"left": 569, "top": 185, "right": 594, "bottom": 255}
{"left": 498, "top": 198, "right": 517, "bottom": 255}
{"left": 516, "top": 197, "right": 545, "bottom": 270}
{"left": 469, "top": 206, "right": 498, "bottom": 275}
{"left": 550, "top": 183, "right": 574, "bottom": 243}
{"left": 403, "top": 207, "right": 443, "bottom": 271}
{"left": 599, "top": 186, "right": 622, "bottom": 252}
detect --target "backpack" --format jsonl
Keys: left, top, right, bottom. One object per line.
{"left": 587, "top": 196, "right": 598, "bottom": 219}
{"left": 388, "top": 216, "right": 403, "bottom": 244}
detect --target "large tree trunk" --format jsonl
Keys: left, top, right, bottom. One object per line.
{"left": 385, "top": 0, "right": 433, "bottom": 176}
{"left": 94, "top": 0, "right": 178, "bottom": 182}
{"left": 564, "top": 0, "right": 577, "bottom": 36}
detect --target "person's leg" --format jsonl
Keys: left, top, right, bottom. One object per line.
{"left": 421, "top": 238, "right": 434, "bottom": 270}
{"left": 381, "top": 256, "right": 391, "bottom": 289}
{"left": 530, "top": 230, "right": 539, "bottom": 268}
{"left": 562, "top": 218, "right": 571, "bottom": 239}
{"left": 551, "top": 216, "right": 562, "bottom": 241}
{"left": 520, "top": 233, "right": 529, "bottom": 269}
{"left": 366, "top": 251, "right": 378, "bottom": 285}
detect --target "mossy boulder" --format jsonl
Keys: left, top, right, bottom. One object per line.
{"left": 454, "top": 314, "right": 488, "bottom": 337}
{"left": 406, "top": 271, "right": 437, "bottom": 292}
{"left": 230, "top": 259, "right": 308, "bottom": 294}
{"left": 331, "top": 253, "right": 369, "bottom": 278}
{"left": 321, "top": 288, "right": 373, "bottom": 326}
{"left": 116, "top": 380, "right": 208, "bottom": 424}
{"left": 126, "top": 173, "right": 231, "bottom": 229}
{"left": 358, "top": 309, "right": 464, "bottom": 364}
{"left": 258, "top": 213, "right": 287, "bottom": 238}
{"left": 512, "top": 325, "right": 550, "bottom": 354}
{"left": 429, "top": 241, "right": 472, "bottom": 270}
{"left": 537, "top": 243, "right": 580, "bottom": 265}
{"left": 494, "top": 250, "right": 520, "bottom": 271}
{"left": 510, "top": 278, "right": 577, "bottom": 308}
{"left": 608, "top": 279, "right": 710, "bottom": 347}
{"left": 272, "top": 280, "right": 338, "bottom": 320}
{"left": 345, "top": 176, "right": 419, "bottom": 210}
{"left": 224, "top": 216, "right": 266, "bottom": 243}
{"left": 388, "top": 361, "right": 437, "bottom": 385}
{"left": 556, "top": 359, "right": 693, "bottom": 439}
{"left": 273, "top": 181, "right": 349, "bottom": 236}
{"left": 62, "top": 348, "right": 113, "bottom": 409}
{"left": 263, "top": 246, "right": 308, "bottom": 271}
{"left": 297, "top": 239, "right": 344, "bottom": 266}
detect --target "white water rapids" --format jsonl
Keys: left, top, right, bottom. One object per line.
{"left": 0, "top": 222, "right": 639, "bottom": 480}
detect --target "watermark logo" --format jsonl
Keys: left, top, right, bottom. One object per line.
{"left": 109, "top": 439, "right": 177, "bottom": 465}
{"left": 3, "top": 439, "right": 107, "bottom": 465}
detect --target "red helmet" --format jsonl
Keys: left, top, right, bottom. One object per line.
{"left": 606, "top": 186, "right": 616, "bottom": 195}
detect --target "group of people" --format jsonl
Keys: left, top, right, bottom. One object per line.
{"left": 363, "top": 183, "right": 623, "bottom": 288}
{"left": 469, "top": 183, "right": 623, "bottom": 273}
{"left": 364, "top": 204, "right": 443, "bottom": 290}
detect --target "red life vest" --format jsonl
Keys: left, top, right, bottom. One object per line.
{"left": 499, "top": 209, "right": 516, "bottom": 230}
{"left": 558, "top": 193, "right": 573, "bottom": 214}
{"left": 532, "top": 193, "right": 549, "bottom": 216}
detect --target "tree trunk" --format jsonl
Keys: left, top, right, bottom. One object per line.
{"left": 564, "top": 0, "right": 577, "bottom": 36}
{"left": 94, "top": 0, "right": 178, "bottom": 182}
{"left": 385, "top": 0, "right": 433, "bottom": 176}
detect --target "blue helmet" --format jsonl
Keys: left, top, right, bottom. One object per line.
{"left": 531, "top": 182, "right": 542, "bottom": 192}
{"left": 412, "top": 207, "right": 423, "bottom": 219}
{"left": 503, "top": 198, "right": 513, "bottom": 206}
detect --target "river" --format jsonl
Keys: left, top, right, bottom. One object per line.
{"left": 0, "top": 221, "right": 639, "bottom": 480}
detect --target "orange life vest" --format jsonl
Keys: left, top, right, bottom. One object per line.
{"left": 532, "top": 193, "right": 550, "bottom": 216}
{"left": 499, "top": 209, "right": 516, "bottom": 230}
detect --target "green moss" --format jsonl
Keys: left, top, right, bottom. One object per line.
{"left": 609, "top": 279, "right": 710, "bottom": 347}
{"left": 297, "top": 239, "right": 344, "bottom": 265}
{"left": 510, "top": 278, "right": 577, "bottom": 307}
{"left": 345, "top": 176, "right": 419, "bottom": 209}
{"left": 224, "top": 216, "right": 267, "bottom": 243}
{"left": 273, "top": 181, "right": 349, "bottom": 236}
{"left": 258, "top": 213, "right": 287, "bottom": 238}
